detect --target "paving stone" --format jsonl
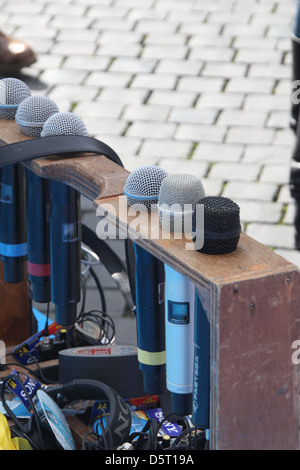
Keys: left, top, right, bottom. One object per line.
{"left": 195, "top": 92, "right": 244, "bottom": 110}
{"left": 98, "top": 88, "right": 149, "bottom": 104}
{"left": 157, "top": 158, "right": 209, "bottom": 177}
{"left": 193, "top": 142, "right": 244, "bottom": 162}
{"left": 138, "top": 139, "right": 193, "bottom": 158}
{"left": 175, "top": 124, "right": 227, "bottom": 143}
{"left": 126, "top": 121, "right": 176, "bottom": 139}
{"left": 208, "top": 162, "right": 261, "bottom": 182}
{"left": 148, "top": 89, "right": 197, "bottom": 107}
{"left": 122, "top": 103, "right": 170, "bottom": 122}
{"left": 226, "top": 126, "right": 275, "bottom": 145}
{"left": 246, "top": 223, "right": 295, "bottom": 249}
{"left": 226, "top": 77, "right": 275, "bottom": 94}
{"left": 109, "top": 57, "right": 157, "bottom": 74}
{"left": 130, "top": 73, "right": 177, "bottom": 90}
{"left": 222, "top": 181, "right": 278, "bottom": 202}
{"left": 234, "top": 199, "right": 283, "bottom": 224}
{"left": 260, "top": 164, "right": 291, "bottom": 184}
{"left": 218, "top": 109, "right": 268, "bottom": 127}
{"left": 169, "top": 107, "right": 218, "bottom": 125}
{"left": 242, "top": 145, "right": 293, "bottom": 164}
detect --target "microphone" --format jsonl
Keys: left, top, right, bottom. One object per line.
{"left": 0, "top": 78, "right": 31, "bottom": 283}
{"left": 191, "top": 196, "right": 241, "bottom": 431}
{"left": 158, "top": 173, "right": 205, "bottom": 416}
{"left": 124, "top": 165, "right": 168, "bottom": 395}
{"left": 40, "top": 112, "right": 89, "bottom": 326}
{"left": 15, "top": 95, "right": 59, "bottom": 302}
{"left": 192, "top": 196, "right": 241, "bottom": 255}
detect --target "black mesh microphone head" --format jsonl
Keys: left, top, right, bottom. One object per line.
{"left": 15, "top": 95, "right": 59, "bottom": 137}
{"left": 0, "top": 77, "right": 31, "bottom": 119}
{"left": 41, "top": 112, "right": 89, "bottom": 137}
{"left": 193, "top": 196, "right": 241, "bottom": 255}
{"left": 124, "top": 165, "right": 168, "bottom": 212}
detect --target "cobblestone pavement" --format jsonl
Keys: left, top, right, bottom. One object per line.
{"left": 1, "top": 0, "right": 299, "bottom": 343}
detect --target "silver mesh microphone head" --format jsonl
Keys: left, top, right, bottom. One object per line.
{"left": 158, "top": 173, "right": 205, "bottom": 233}
{"left": 15, "top": 95, "right": 59, "bottom": 137}
{"left": 0, "top": 78, "right": 31, "bottom": 120}
{"left": 41, "top": 112, "right": 89, "bottom": 137}
{"left": 124, "top": 165, "right": 168, "bottom": 211}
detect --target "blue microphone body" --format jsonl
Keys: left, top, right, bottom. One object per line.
{"left": 192, "top": 293, "right": 210, "bottom": 430}
{"left": 26, "top": 170, "right": 51, "bottom": 303}
{"left": 0, "top": 164, "right": 27, "bottom": 283}
{"left": 164, "top": 264, "right": 194, "bottom": 416}
{"left": 134, "top": 243, "right": 166, "bottom": 395}
{"left": 50, "top": 180, "right": 81, "bottom": 326}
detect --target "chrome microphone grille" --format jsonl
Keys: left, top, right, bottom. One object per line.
{"left": 0, "top": 77, "right": 31, "bottom": 120}
{"left": 41, "top": 112, "right": 89, "bottom": 137}
{"left": 158, "top": 174, "right": 205, "bottom": 233}
{"left": 15, "top": 95, "right": 59, "bottom": 137}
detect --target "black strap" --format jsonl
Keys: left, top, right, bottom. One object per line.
{"left": 0, "top": 134, "right": 124, "bottom": 169}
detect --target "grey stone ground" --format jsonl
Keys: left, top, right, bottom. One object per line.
{"left": 1, "top": 0, "right": 299, "bottom": 344}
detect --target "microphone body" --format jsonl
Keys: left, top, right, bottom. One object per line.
{"left": 192, "top": 293, "right": 210, "bottom": 430}
{"left": 15, "top": 95, "right": 59, "bottom": 300}
{"left": 164, "top": 265, "right": 194, "bottom": 415}
{"left": 134, "top": 243, "right": 166, "bottom": 394}
{"left": 0, "top": 164, "right": 27, "bottom": 283}
{"left": 41, "top": 112, "right": 88, "bottom": 326}
{"left": 0, "top": 78, "right": 31, "bottom": 283}
{"left": 49, "top": 180, "right": 81, "bottom": 326}
{"left": 26, "top": 170, "right": 51, "bottom": 303}
{"left": 124, "top": 165, "right": 168, "bottom": 395}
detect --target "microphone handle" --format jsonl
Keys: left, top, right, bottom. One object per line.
{"left": 0, "top": 164, "right": 27, "bottom": 283}
{"left": 164, "top": 264, "right": 194, "bottom": 416}
{"left": 26, "top": 170, "right": 51, "bottom": 303}
{"left": 50, "top": 180, "right": 81, "bottom": 326}
{"left": 134, "top": 243, "right": 166, "bottom": 395}
{"left": 192, "top": 293, "right": 210, "bottom": 430}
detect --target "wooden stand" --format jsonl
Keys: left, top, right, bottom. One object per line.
{"left": 0, "top": 120, "right": 299, "bottom": 450}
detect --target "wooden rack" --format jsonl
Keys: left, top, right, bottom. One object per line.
{"left": 0, "top": 119, "right": 299, "bottom": 450}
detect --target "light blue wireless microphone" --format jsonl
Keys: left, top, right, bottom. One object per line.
{"left": 158, "top": 173, "right": 205, "bottom": 416}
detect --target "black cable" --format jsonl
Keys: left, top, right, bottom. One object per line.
{"left": 0, "top": 374, "right": 45, "bottom": 450}
{"left": 75, "top": 310, "right": 115, "bottom": 345}
{"left": 89, "top": 266, "right": 107, "bottom": 314}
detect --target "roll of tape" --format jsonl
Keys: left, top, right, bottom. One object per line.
{"left": 58, "top": 345, "right": 146, "bottom": 399}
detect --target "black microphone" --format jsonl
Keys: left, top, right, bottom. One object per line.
{"left": 40, "top": 112, "right": 89, "bottom": 326}
{"left": 15, "top": 95, "right": 59, "bottom": 302}
{"left": 158, "top": 173, "right": 206, "bottom": 416}
{"left": 124, "top": 165, "right": 168, "bottom": 395}
{"left": 191, "top": 195, "right": 241, "bottom": 431}
{"left": 0, "top": 78, "right": 31, "bottom": 283}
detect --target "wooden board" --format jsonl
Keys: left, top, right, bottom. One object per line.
{"left": 0, "top": 119, "right": 130, "bottom": 202}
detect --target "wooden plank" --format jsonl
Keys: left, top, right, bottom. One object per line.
{"left": 95, "top": 195, "right": 298, "bottom": 287}
{"left": 213, "top": 271, "right": 300, "bottom": 450}
{"left": 0, "top": 119, "right": 130, "bottom": 202}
